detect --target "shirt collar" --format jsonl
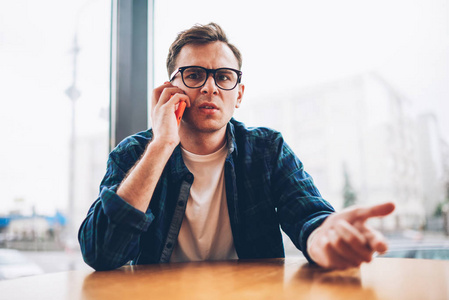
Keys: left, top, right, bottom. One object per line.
{"left": 226, "top": 118, "right": 238, "bottom": 157}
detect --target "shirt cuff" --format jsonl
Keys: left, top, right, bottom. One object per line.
{"left": 100, "top": 186, "right": 155, "bottom": 232}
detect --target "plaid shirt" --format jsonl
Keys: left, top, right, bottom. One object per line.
{"left": 79, "top": 118, "right": 335, "bottom": 270}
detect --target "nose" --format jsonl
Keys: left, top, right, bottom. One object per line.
{"left": 200, "top": 73, "right": 218, "bottom": 95}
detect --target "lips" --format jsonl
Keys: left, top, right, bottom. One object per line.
{"left": 198, "top": 103, "right": 218, "bottom": 110}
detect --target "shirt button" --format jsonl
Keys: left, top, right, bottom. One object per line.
{"left": 166, "top": 242, "right": 173, "bottom": 249}
{"left": 177, "top": 201, "right": 185, "bottom": 207}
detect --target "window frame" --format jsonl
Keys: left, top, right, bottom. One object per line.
{"left": 110, "top": 0, "right": 153, "bottom": 149}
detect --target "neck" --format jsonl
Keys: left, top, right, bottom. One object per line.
{"left": 179, "top": 126, "right": 227, "bottom": 155}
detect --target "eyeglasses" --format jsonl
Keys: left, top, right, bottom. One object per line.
{"left": 169, "top": 66, "right": 242, "bottom": 90}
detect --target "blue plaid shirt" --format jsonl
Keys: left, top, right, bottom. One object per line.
{"left": 79, "top": 118, "right": 335, "bottom": 271}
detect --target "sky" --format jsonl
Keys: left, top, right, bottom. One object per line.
{"left": 0, "top": 0, "right": 448, "bottom": 215}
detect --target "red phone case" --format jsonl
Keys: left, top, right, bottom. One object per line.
{"left": 175, "top": 101, "right": 186, "bottom": 126}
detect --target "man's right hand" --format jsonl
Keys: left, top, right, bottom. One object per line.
{"left": 150, "top": 82, "right": 190, "bottom": 147}
{"left": 116, "top": 83, "right": 190, "bottom": 213}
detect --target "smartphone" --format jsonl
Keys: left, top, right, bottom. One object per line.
{"left": 175, "top": 101, "right": 186, "bottom": 126}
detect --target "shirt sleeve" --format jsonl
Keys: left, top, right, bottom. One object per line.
{"left": 78, "top": 140, "right": 155, "bottom": 271}
{"left": 270, "top": 133, "right": 335, "bottom": 264}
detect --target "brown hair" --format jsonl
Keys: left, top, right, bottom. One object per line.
{"left": 166, "top": 22, "right": 242, "bottom": 76}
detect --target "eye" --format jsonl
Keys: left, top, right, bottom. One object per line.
{"left": 216, "top": 70, "right": 234, "bottom": 81}
{"left": 217, "top": 74, "right": 230, "bottom": 81}
{"left": 186, "top": 74, "right": 197, "bottom": 79}
{"left": 184, "top": 68, "right": 206, "bottom": 81}
{"left": 185, "top": 72, "right": 200, "bottom": 80}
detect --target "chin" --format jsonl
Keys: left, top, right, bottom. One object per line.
{"left": 187, "top": 119, "right": 227, "bottom": 134}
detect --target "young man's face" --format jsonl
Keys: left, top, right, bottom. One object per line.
{"left": 171, "top": 41, "right": 244, "bottom": 134}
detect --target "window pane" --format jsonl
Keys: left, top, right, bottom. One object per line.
{"left": 154, "top": 0, "right": 449, "bottom": 255}
{"left": 0, "top": 0, "right": 110, "bottom": 275}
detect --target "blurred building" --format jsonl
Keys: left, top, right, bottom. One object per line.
{"left": 415, "top": 114, "right": 448, "bottom": 217}
{"left": 0, "top": 212, "right": 66, "bottom": 250}
{"left": 244, "top": 72, "right": 448, "bottom": 231}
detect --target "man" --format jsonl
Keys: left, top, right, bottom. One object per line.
{"left": 78, "top": 23, "right": 395, "bottom": 271}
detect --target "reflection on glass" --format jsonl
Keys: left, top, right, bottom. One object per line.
{"left": 0, "top": 0, "right": 110, "bottom": 275}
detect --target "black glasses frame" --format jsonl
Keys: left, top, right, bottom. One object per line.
{"left": 169, "top": 66, "right": 242, "bottom": 90}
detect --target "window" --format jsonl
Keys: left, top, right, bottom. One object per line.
{"left": 0, "top": 0, "right": 111, "bottom": 273}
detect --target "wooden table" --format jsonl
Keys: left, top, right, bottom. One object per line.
{"left": 0, "top": 257, "right": 448, "bottom": 300}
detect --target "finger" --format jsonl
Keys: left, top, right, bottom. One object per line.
{"left": 159, "top": 88, "right": 190, "bottom": 108}
{"left": 334, "top": 219, "right": 367, "bottom": 245}
{"left": 158, "top": 87, "right": 184, "bottom": 105}
{"left": 168, "top": 93, "right": 191, "bottom": 110}
{"left": 328, "top": 229, "right": 369, "bottom": 265}
{"left": 360, "top": 225, "right": 389, "bottom": 254}
{"left": 310, "top": 232, "right": 360, "bottom": 270}
{"left": 350, "top": 202, "right": 395, "bottom": 222}
{"left": 333, "top": 220, "right": 372, "bottom": 262}
{"left": 151, "top": 82, "right": 173, "bottom": 109}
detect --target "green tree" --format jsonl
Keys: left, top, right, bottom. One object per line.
{"left": 434, "top": 181, "right": 449, "bottom": 217}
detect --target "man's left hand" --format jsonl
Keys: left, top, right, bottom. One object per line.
{"left": 308, "top": 202, "right": 395, "bottom": 269}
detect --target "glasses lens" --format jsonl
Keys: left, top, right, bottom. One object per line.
{"left": 182, "top": 67, "right": 207, "bottom": 88}
{"left": 215, "top": 69, "right": 238, "bottom": 90}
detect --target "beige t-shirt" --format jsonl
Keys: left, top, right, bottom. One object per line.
{"left": 170, "top": 143, "right": 238, "bottom": 263}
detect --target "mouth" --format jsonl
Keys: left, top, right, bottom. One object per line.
{"left": 198, "top": 103, "right": 218, "bottom": 110}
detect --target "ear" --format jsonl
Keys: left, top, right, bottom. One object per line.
{"left": 235, "top": 84, "right": 245, "bottom": 108}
